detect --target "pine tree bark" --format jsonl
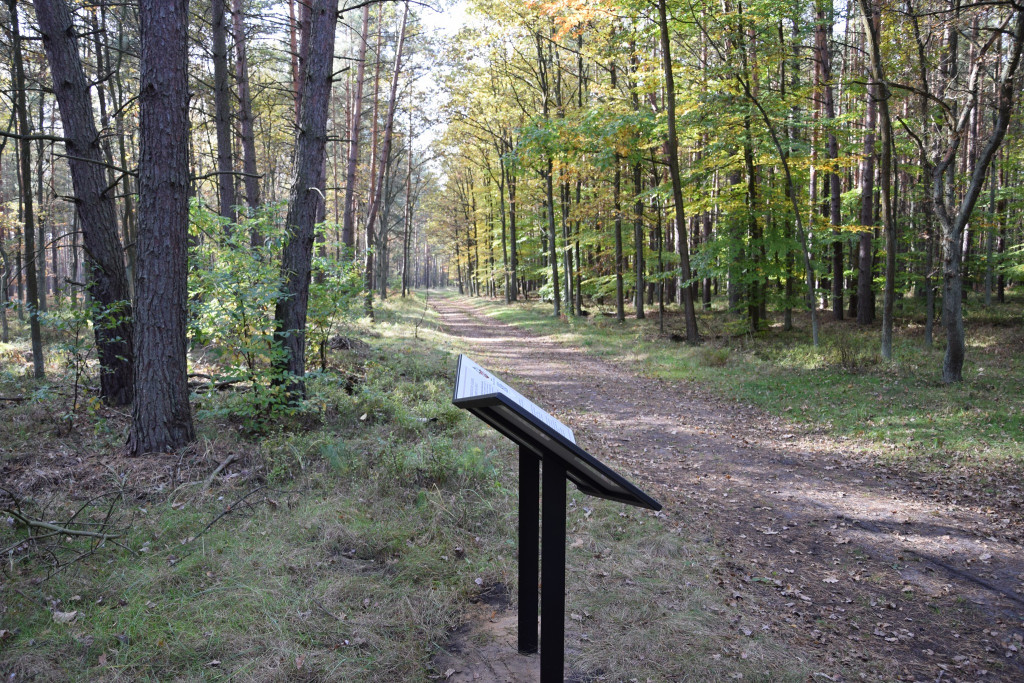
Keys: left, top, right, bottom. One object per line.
{"left": 129, "top": 0, "right": 195, "bottom": 454}
{"left": 211, "top": 0, "right": 237, "bottom": 222}
{"left": 364, "top": 1, "right": 409, "bottom": 316}
{"left": 342, "top": 4, "right": 370, "bottom": 250}
{"left": 34, "top": 0, "right": 134, "bottom": 405}
{"left": 9, "top": 0, "right": 44, "bottom": 378}
{"left": 273, "top": 0, "right": 339, "bottom": 398}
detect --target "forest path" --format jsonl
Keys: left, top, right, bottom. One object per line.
{"left": 431, "top": 293, "right": 1024, "bottom": 683}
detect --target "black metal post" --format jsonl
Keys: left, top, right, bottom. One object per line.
{"left": 518, "top": 447, "right": 539, "bottom": 654}
{"left": 540, "top": 457, "right": 567, "bottom": 682}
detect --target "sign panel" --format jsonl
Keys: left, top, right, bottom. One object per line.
{"left": 453, "top": 355, "right": 661, "bottom": 511}
{"left": 454, "top": 355, "right": 576, "bottom": 443}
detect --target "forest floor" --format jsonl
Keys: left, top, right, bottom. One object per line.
{"left": 430, "top": 292, "right": 1024, "bottom": 683}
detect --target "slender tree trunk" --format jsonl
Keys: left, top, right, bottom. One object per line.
{"left": 743, "top": 116, "right": 760, "bottom": 332}
{"left": 402, "top": 110, "right": 415, "bottom": 298}
{"left": 507, "top": 162, "right": 518, "bottom": 301}
{"left": 560, "top": 181, "right": 573, "bottom": 315}
{"left": 110, "top": 15, "right": 137, "bottom": 289}
{"left": 34, "top": 0, "right": 134, "bottom": 404}
{"left": 816, "top": 1, "right": 843, "bottom": 319}
{"left": 9, "top": 0, "right": 44, "bottom": 378}
{"left": 342, "top": 5, "right": 369, "bottom": 250}
{"left": 232, "top": 0, "right": 261, "bottom": 218}
{"left": 35, "top": 97, "right": 48, "bottom": 315}
{"left": 633, "top": 161, "right": 645, "bottom": 319}
{"left": 613, "top": 157, "right": 624, "bottom": 322}
{"left": 211, "top": 0, "right": 237, "bottom": 222}
{"left": 983, "top": 146, "right": 998, "bottom": 306}
{"left": 495, "top": 158, "right": 509, "bottom": 303}
{"left": 857, "top": 56, "right": 877, "bottom": 325}
{"left": 129, "top": 0, "right": 196, "bottom": 454}
{"left": 658, "top": 0, "right": 698, "bottom": 342}
{"left": 363, "top": 0, "right": 409, "bottom": 318}
{"left": 858, "top": 0, "right": 896, "bottom": 359}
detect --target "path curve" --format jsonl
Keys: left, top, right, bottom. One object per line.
{"left": 433, "top": 293, "right": 1024, "bottom": 683}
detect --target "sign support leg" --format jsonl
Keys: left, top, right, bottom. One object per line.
{"left": 540, "top": 458, "right": 566, "bottom": 682}
{"left": 518, "top": 447, "right": 539, "bottom": 655}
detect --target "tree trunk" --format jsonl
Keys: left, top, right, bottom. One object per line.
{"left": 858, "top": 0, "right": 896, "bottom": 359}
{"left": 857, "top": 54, "right": 877, "bottom": 326}
{"left": 232, "top": 0, "right": 261, "bottom": 220}
{"left": 658, "top": 0, "right": 698, "bottom": 342}
{"left": 211, "top": 0, "right": 237, "bottom": 222}
{"left": 35, "top": 96, "right": 48, "bottom": 315}
{"left": 9, "top": 0, "right": 44, "bottom": 378}
{"left": 34, "top": 0, "right": 134, "bottom": 405}
{"left": 273, "top": 0, "right": 340, "bottom": 397}
{"left": 507, "top": 161, "right": 518, "bottom": 301}
{"left": 613, "top": 157, "right": 624, "bottom": 322}
{"left": 816, "top": 0, "right": 843, "bottom": 320}
{"left": 633, "top": 161, "right": 645, "bottom": 320}
{"left": 129, "top": 0, "right": 196, "bottom": 454}
{"left": 932, "top": 9, "right": 1024, "bottom": 382}
{"left": 363, "top": 0, "right": 409, "bottom": 318}
{"left": 342, "top": 4, "right": 370, "bottom": 250}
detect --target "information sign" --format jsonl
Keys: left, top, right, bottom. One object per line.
{"left": 453, "top": 354, "right": 660, "bottom": 510}
{"left": 453, "top": 354, "right": 661, "bottom": 682}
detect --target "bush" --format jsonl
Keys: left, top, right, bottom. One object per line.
{"left": 699, "top": 346, "right": 730, "bottom": 367}
{"left": 831, "top": 328, "right": 879, "bottom": 373}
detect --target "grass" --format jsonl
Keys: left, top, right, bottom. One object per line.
{"left": 466, "top": 290, "right": 1024, "bottom": 475}
{"left": 0, "top": 293, "right": 821, "bottom": 681}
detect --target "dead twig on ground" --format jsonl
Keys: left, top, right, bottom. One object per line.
{"left": 186, "top": 485, "right": 266, "bottom": 546}
{"left": 202, "top": 453, "right": 238, "bottom": 492}
{"left": 2, "top": 485, "right": 130, "bottom": 575}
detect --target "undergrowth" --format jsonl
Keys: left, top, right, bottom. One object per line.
{"left": 0, "top": 293, "right": 820, "bottom": 681}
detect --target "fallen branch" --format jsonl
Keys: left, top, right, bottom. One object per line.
{"left": 202, "top": 453, "right": 238, "bottom": 491}
{"left": 188, "top": 378, "right": 246, "bottom": 393}
{"left": 6, "top": 509, "right": 121, "bottom": 541}
{"left": 0, "top": 396, "right": 27, "bottom": 402}
{"left": 186, "top": 485, "right": 266, "bottom": 546}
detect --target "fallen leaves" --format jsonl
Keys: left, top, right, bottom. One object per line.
{"left": 52, "top": 610, "right": 78, "bottom": 624}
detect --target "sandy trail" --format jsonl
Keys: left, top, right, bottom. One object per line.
{"left": 433, "top": 294, "right": 1024, "bottom": 682}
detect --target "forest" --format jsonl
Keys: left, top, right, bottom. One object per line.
{"left": 436, "top": 0, "right": 1024, "bottom": 383}
{"left": 1, "top": 0, "right": 1024, "bottom": 680}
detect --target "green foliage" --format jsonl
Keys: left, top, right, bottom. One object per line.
{"left": 308, "top": 230, "right": 363, "bottom": 372}
{"left": 187, "top": 204, "right": 362, "bottom": 432}
{"left": 1003, "top": 242, "right": 1024, "bottom": 279}
{"left": 188, "top": 202, "right": 293, "bottom": 430}
{"left": 39, "top": 304, "right": 95, "bottom": 423}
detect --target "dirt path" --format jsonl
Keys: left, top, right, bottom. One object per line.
{"left": 432, "top": 294, "right": 1024, "bottom": 683}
